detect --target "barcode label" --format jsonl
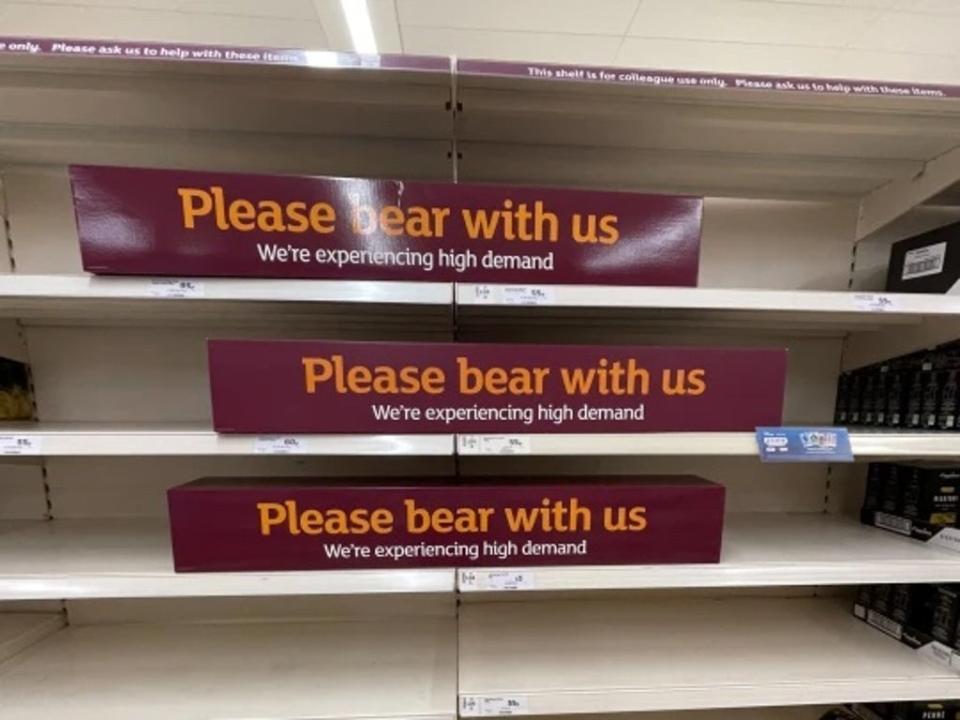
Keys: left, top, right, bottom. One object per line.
{"left": 867, "top": 609, "right": 903, "bottom": 639}
{"left": 458, "top": 435, "right": 531, "bottom": 455}
{"left": 460, "top": 570, "right": 534, "bottom": 591}
{"left": 149, "top": 279, "right": 204, "bottom": 298}
{"left": 254, "top": 436, "right": 306, "bottom": 454}
{"left": 0, "top": 435, "right": 42, "bottom": 455}
{"left": 875, "top": 511, "right": 912, "bottom": 536}
{"left": 903, "top": 242, "right": 947, "bottom": 280}
{"left": 853, "top": 603, "right": 867, "bottom": 620}
{"left": 461, "top": 696, "right": 528, "bottom": 717}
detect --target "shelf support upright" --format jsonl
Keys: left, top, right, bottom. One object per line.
{"left": 0, "top": 170, "right": 52, "bottom": 522}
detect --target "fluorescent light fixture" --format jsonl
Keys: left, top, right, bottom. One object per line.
{"left": 340, "top": 0, "right": 378, "bottom": 54}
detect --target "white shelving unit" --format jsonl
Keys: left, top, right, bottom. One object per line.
{"left": 1, "top": 513, "right": 958, "bottom": 601}
{"left": 458, "top": 513, "right": 960, "bottom": 593}
{"left": 0, "top": 274, "right": 453, "bottom": 326}
{"left": 4, "top": 36, "right": 960, "bottom": 720}
{"left": 0, "top": 518, "right": 454, "bottom": 599}
{"left": 1, "top": 424, "right": 957, "bottom": 458}
{"left": 456, "top": 431, "right": 960, "bottom": 458}
{"left": 0, "top": 423, "right": 453, "bottom": 457}
{"left": 0, "top": 615, "right": 457, "bottom": 720}
{"left": 459, "top": 598, "right": 960, "bottom": 715}
{"left": 454, "top": 61, "right": 960, "bottom": 203}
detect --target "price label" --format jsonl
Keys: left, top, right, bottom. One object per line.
{"left": 254, "top": 436, "right": 306, "bottom": 454}
{"left": 149, "top": 279, "right": 204, "bottom": 299}
{"left": 0, "top": 435, "right": 42, "bottom": 455}
{"left": 458, "top": 435, "right": 531, "bottom": 455}
{"left": 852, "top": 293, "right": 896, "bottom": 312}
{"left": 460, "top": 696, "right": 528, "bottom": 717}
{"left": 469, "top": 285, "right": 554, "bottom": 306}
{"left": 501, "top": 286, "right": 554, "bottom": 306}
{"left": 460, "top": 570, "right": 534, "bottom": 591}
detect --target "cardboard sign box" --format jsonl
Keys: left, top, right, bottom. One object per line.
{"left": 208, "top": 339, "right": 787, "bottom": 434}
{"left": 70, "top": 165, "right": 702, "bottom": 286}
{"left": 167, "top": 477, "right": 725, "bottom": 572}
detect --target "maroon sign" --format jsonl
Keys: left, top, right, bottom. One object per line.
{"left": 0, "top": 36, "right": 447, "bottom": 72}
{"left": 208, "top": 340, "right": 786, "bottom": 434}
{"left": 70, "top": 165, "right": 702, "bottom": 286}
{"left": 458, "top": 58, "right": 960, "bottom": 100}
{"left": 168, "top": 477, "right": 725, "bottom": 572}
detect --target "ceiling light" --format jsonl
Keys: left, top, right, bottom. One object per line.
{"left": 339, "top": 0, "right": 378, "bottom": 54}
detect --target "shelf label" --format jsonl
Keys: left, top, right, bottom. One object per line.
{"left": 149, "top": 279, "right": 204, "bottom": 299}
{"left": 253, "top": 436, "right": 306, "bottom": 454}
{"left": 917, "top": 640, "right": 956, "bottom": 668}
{"left": 874, "top": 511, "right": 913, "bottom": 536}
{"left": 461, "top": 695, "right": 529, "bottom": 717}
{"left": 460, "top": 570, "right": 534, "bottom": 591}
{"left": 755, "top": 427, "right": 853, "bottom": 463}
{"left": 867, "top": 609, "right": 903, "bottom": 640}
{"left": 852, "top": 293, "right": 896, "bottom": 312}
{"left": 0, "top": 435, "right": 42, "bottom": 456}
{"left": 929, "top": 527, "right": 960, "bottom": 554}
{"left": 470, "top": 285, "right": 556, "bottom": 306}
{"left": 458, "top": 435, "right": 531, "bottom": 455}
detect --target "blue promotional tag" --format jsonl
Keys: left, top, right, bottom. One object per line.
{"left": 755, "top": 427, "right": 854, "bottom": 463}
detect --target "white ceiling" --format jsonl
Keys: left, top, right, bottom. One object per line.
{"left": 1, "top": 0, "right": 959, "bottom": 82}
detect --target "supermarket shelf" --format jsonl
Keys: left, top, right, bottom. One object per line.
{"left": 456, "top": 431, "right": 960, "bottom": 458}
{"left": 455, "top": 61, "right": 960, "bottom": 200}
{"left": 0, "top": 519, "right": 455, "bottom": 600}
{"left": 0, "top": 274, "right": 452, "bottom": 326}
{"left": 0, "top": 41, "right": 452, "bottom": 174}
{"left": 0, "top": 423, "right": 454, "bottom": 457}
{"left": 458, "top": 513, "right": 960, "bottom": 594}
{"left": 0, "top": 614, "right": 64, "bottom": 663}
{"left": 0, "top": 616, "right": 456, "bottom": 720}
{"left": 458, "top": 597, "right": 960, "bottom": 715}
{"left": 5, "top": 425, "right": 956, "bottom": 458}
{"left": 456, "top": 285, "right": 960, "bottom": 336}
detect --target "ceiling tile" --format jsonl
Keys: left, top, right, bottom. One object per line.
{"left": 175, "top": 1, "right": 319, "bottom": 20}
{"left": 747, "top": 0, "right": 896, "bottom": 7}
{"left": 0, "top": 0, "right": 319, "bottom": 17}
{"left": 398, "top": 0, "right": 640, "bottom": 35}
{"left": 312, "top": 0, "right": 403, "bottom": 53}
{"left": 617, "top": 36, "right": 845, "bottom": 75}
{"left": 830, "top": 47, "right": 960, "bottom": 82}
{"left": 849, "top": 10, "right": 960, "bottom": 53}
{"left": 629, "top": 0, "right": 885, "bottom": 47}
{"left": 400, "top": 25, "right": 619, "bottom": 64}
{"left": 895, "top": 0, "right": 960, "bottom": 12}
{"left": 0, "top": 1, "right": 329, "bottom": 46}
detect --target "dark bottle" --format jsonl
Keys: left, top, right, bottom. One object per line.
{"left": 906, "top": 353, "right": 933, "bottom": 429}
{"left": 885, "top": 361, "right": 907, "bottom": 428}
{"left": 862, "top": 370, "right": 878, "bottom": 426}
{"left": 849, "top": 370, "right": 865, "bottom": 426}
{"left": 835, "top": 372, "right": 850, "bottom": 425}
